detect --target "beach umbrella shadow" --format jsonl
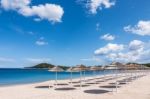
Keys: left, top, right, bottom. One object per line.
{"left": 100, "top": 85, "right": 121, "bottom": 88}
{"left": 55, "top": 87, "right": 76, "bottom": 91}
{"left": 84, "top": 89, "right": 110, "bottom": 94}
{"left": 74, "top": 84, "right": 90, "bottom": 87}
{"left": 35, "top": 85, "right": 53, "bottom": 89}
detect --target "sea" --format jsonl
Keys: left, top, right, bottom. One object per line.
{"left": 0, "top": 68, "right": 114, "bottom": 86}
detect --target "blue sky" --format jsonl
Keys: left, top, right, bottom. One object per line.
{"left": 0, "top": 0, "right": 150, "bottom": 68}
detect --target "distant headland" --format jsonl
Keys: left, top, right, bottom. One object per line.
{"left": 25, "top": 62, "right": 150, "bottom": 69}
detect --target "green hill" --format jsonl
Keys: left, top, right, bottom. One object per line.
{"left": 26, "top": 63, "right": 69, "bottom": 70}
{"left": 25, "top": 62, "right": 150, "bottom": 69}
{"left": 27, "top": 63, "right": 55, "bottom": 69}
{"left": 142, "top": 63, "right": 150, "bottom": 67}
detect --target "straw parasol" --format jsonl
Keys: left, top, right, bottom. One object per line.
{"left": 90, "top": 66, "right": 101, "bottom": 71}
{"left": 90, "top": 66, "right": 101, "bottom": 77}
{"left": 89, "top": 66, "right": 102, "bottom": 84}
{"left": 66, "top": 67, "right": 76, "bottom": 84}
{"left": 48, "top": 66, "right": 64, "bottom": 87}
{"left": 73, "top": 65, "right": 87, "bottom": 71}
{"left": 101, "top": 66, "right": 107, "bottom": 78}
{"left": 125, "top": 63, "right": 138, "bottom": 70}
{"left": 125, "top": 63, "right": 142, "bottom": 80}
{"left": 73, "top": 65, "right": 88, "bottom": 81}
{"left": 72, "top": 65, "right": 87, "bottom": 88}
{"left": 105, "top": 62, "right": 124, "bottom": 70}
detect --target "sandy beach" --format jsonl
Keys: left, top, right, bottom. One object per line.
{"left": 0, "top": 0, "right": 150, "bottom": 98}
{"left": 0, "top": 73, "right": 150, "bottom": 99}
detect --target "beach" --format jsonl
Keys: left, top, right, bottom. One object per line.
{"left": 0, "top": 0, "right": 150, "bottom": 99}
{"left": 0, "top": 73, "right": 150, "bottom": 99}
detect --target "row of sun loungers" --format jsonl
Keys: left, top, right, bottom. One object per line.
{"left": 35, "top": 71, "right": 147, "bottom": 94}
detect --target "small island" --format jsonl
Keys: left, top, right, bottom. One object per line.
{"left": 25, "top": 63, "right": 70, "bottom": 70}
{"left": 25, "top": 62, "right": 150, "bottom": 70}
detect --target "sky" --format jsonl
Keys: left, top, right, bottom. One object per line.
{"left": 0, "top": 0, "right": 150, "bottom": 68}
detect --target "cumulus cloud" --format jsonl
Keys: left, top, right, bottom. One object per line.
{"left": 101, "top": 33, "right": 115, "bottom": 41}
{"left": 139, "top": 49, "right": 150, "bottom": 63}
{"left": 86, "top": 0, "right": 115, "bottom": 14}
{"left": 0, "top": 0, "right": 64, "bottom": 23}
{"left": 129, "top": 40, "right": 144, "bottom": 51}
{"left": 96, "top": 40, "right": 150, "bottom": 63}
{"left": 19, "top": 4, "right": 64, "bottom": 22}
{"left": 106, "top": 52, "right": 139, "bottom": 63}
{"left": 26, "top": 58, "right": 51, "bottom": 63}
{"left": 94, "top": 43, "right": 124, "bottom": 55}
{"left": 0, "top": 0, "right": 30, "bottom": 10}
{"left": 35, "top": 37, "right": 48, "bottom": 46}
{"left": 124, "top": 20, "right": 150, "bottom": 36}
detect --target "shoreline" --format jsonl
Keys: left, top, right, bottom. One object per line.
{"left": 0, "top": 69, "right": 110, "bottom": 86}
{"left": 0, "top": 73, "right": 150, "bottom": 99}
{"left": 0, "top": 73, "right": 113, "bottom": 87}
{"left": 0, "top": 71, "right": 146, "bottom": 87}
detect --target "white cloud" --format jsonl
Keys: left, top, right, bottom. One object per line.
{"left": 97, "top": 40, "right": 150, "bottom": 63}
{"left": 106, "top": 52, "right": 137, "bottom": 63}
{"left": 124, "top": 20, "right": 150, "bottom": 36}
{"left": 35, "top": 37, "right": 48, "bottom": 46}
{"left": 86, "top": 0, "right": 115, "bottom": 14}
{"left": 0, "top": 57, "right": 15, "bottom": 63}
{"left": 0, "top": 57, "right": 16, "bottom": 68}
{"left": 19, "top": 4, "right": 64, "bottom": 23}
{"left": 96, "top": 23, "right": 100, "bottom": 31}
{"left": 26, "top": 58, "right": 51, "bottom": 63}
{"left": 101, "top": 33, "right": 115, "bottom": 41}
{"left": 139, "top": 49, "right": 150, "bottom": 63}
{"left": 129, "top": 40, "right": 144, "bottom": 51}
{"left": 36, "top": 41, "right": 48, "bottom": 46}
{"left": 94, "top": 43, "right": 124, "bottom": 55}
{"left": 28, "top": 31, "right": 35, "bottom": 35}
{"left": 1, "top": 0, "right": 64, "bottom": 23}
{"left": 0, "top": 0, "right": 30, "bottom": 10}
{"left": 34, "top": 18, "right": 41, "bottom": 22}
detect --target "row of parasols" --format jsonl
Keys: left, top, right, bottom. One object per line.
{"left": 48, "top": 65, "right": 102, "bottom": 88}
{"left": 47, "top": 63, "right": 149, "bottom": 90}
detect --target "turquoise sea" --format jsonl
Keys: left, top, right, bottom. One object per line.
{"left": 0, "top": 68, "right": 113, "bottom": 86}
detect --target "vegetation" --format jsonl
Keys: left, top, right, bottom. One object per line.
{"left": 26, "top": 62, "right": 150, "bottom": 69}
{"left": 57, "top": 65, "right": 69, "bottom": 70}
{"left": 26, "top": 63, "right": 70, "bottom": 70}
{"left": 126, "top": 62, "right": 150, "bottom": 68}
{"left": 126, "top": 62, "right": 139, "bottom": 65}
{"left": 142, "top": 63, "right": 150, "bottom": 67}
{"left": 27, "top": 63, "right": 55, "bottom": 69}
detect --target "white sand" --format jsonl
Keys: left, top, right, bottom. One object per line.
{"left": 0, "top": 74, "right": 150, "bottom": 99}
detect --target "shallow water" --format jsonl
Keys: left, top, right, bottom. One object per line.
{"left": 0, "top": 68, "right": 114, "bottom": 86}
